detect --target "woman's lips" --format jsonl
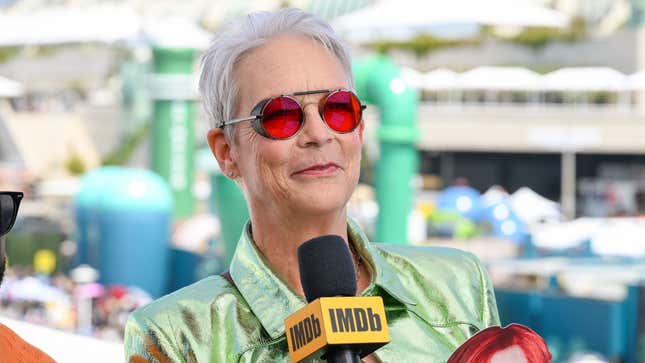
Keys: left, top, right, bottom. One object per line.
{"left": 293, "top": 163, "right": 341, "bottom": 177}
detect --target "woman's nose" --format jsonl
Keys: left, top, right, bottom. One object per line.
{"left": 297, "top": 104, "right": 333, "bottom": 147}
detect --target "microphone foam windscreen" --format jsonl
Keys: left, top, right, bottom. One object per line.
{"left": 298, "top": 235, "right": 357, "bottom": 302}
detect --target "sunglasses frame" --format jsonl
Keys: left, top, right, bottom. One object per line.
{"left": 0, "top": 191, "right": 23, "bottom": 238}
{"left": 220, "top": 89, "right": 367, "bottom": 140}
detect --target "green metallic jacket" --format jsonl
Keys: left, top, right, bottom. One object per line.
{"left": 124, "top": 219, "right": 500, "bottom": 362}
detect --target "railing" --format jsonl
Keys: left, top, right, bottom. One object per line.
{"left": 415, "top": 102, "right": 645, "bottom": 122}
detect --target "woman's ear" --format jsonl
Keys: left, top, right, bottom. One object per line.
{"left": 207, "top": 128, "right": 239, "bottom": 179}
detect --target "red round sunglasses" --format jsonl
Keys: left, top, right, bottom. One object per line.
{"left": 219, "top": 89, "right": 366, "bottom": 140}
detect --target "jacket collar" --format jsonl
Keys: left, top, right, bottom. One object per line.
{"left": 347, "top": 218, "right": 417, "bottom": 307}
{"left": 229, "top": 218, "right": 415, "bottom": 340}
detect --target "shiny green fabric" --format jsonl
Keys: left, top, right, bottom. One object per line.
{"left": 124, "top": 219, "right": 500, "bottom": 362}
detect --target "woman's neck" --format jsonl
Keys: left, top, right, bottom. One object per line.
{"left": 247, "top": 206, "right": 351, "bottom": 297}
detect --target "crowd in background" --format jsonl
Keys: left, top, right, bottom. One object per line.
{"left": 0, "top": 265, "right": 151, "bottom": 341}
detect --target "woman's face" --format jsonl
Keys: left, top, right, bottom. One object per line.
{"left": 228, "top": 34, "right": 363, "bottom": 218}
{"left": 490, "top": 345, "right": 529, "bottom": 363}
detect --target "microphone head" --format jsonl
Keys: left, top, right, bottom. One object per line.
{"left": 297, "top": 235, "right": 357, "bottom": 302}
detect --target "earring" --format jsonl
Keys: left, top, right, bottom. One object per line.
{"left": 228, "top": 171, "right": 235, "bottom": 178}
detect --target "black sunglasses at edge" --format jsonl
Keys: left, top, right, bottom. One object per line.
{"left": 218, "top": 89, "right": 367, "bottom": 140}
{"left": 0, "top": 191, "right": 23, "bottom": 237}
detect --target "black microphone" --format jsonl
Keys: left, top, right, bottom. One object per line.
{"left": 284, "top": 235, "right": 389, "bottom": 363}
{"left": 299, "top": 235, "right": 360, "bottom": 363}
{"left": 298, "top": 235, "right": 357, "bottom": 302}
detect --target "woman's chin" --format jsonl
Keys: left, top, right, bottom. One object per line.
{"left": 292, "top": 174, "right": 356, "bottom": 198}
{"left": 290, "top": 193, "right": 349, "bottom": 217}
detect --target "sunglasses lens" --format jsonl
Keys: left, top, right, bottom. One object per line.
{"left": 261, "top": 97, "right": 303, "bottom": 139}
{"left": 323, "top": 91, "right": 362, "bottom": 133}
{"left": 0, "top": 194, "right": 16, "bottom": 236}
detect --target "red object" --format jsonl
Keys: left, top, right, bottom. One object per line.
{"left": 224, "top": 89, "right": 364, "bottom": 139}
{"left": 108, "top": 285, "right": 128, "bottom": 300}
{"left": 447, "top": 324, "right": 552, "bottom": 363}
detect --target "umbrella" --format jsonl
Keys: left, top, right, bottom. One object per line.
{"left": 481, "top": 185, "right": 510, "bottom": 207}
{"left": 437, "top": 185, "right": 483, "bottom": 221}
{"left": 1, "top": 277, "right": 69, "bottom": 304}
{"left": 76, "top": 282, "right": 105, "bottom": 299}
{"left": 480, "top": 201, "right": 528, "bottom": 243}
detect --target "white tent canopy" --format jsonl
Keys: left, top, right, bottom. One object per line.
{"left": 628, "top": 70, "right": 645, "bottom": 90}
{"left": 0, "top": 76, "right": 24, "bottom": 97}
{"left": 423, "top": 68, "right": 459, "bottom": 90}
{"left": 0, "top": 5, "right": 211, "bottom": 49}
{"left": 531, "top": 218, "right": 645, "bottom": 258}
{"left": 591, "top": 219, "right": 645, "bottom": 257}
{"left": 400, "top": 66, "right": 641, "bottom": 94}
{"left": 531, "top": 218, "right": 601, "bottom": 250}
{"left": 143, "top": 17, "right": 211, "bottom": 49}
{"left": 509, "top": 187, "right": 562, "bottom": 225}
{"left": 333, "top": 0, "right": 569, "bottom": 43}
{"left": 0, "top": 6, "right": 139, "bottom": 46}
{"left": 458, "top": 66, "right": 542, "bottom": 91}
{"left": 400, "top": 67, "right": 426, "bottom": 89}
{"left": 402, "top": 67, "right": 459, "bottom": 90}
{"left": 542, "top": 67, "right": 628, "bottom": 92}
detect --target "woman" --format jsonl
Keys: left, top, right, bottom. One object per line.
{"left": 0, "top": 191, "right": 57, "bottom": 362}
{"left": 447, "top": 324, "right": 551, "bottom": 363}
{"left": 125, "top": 8, "right": 499, "bottom": 362}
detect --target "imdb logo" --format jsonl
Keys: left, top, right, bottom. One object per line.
{"left": 285, "top": 297, "right": 390, "bottom": 362}
{"left": 328, "top": 307, "right": 382, "bottom": 333}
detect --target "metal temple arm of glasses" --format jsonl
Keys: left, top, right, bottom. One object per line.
{"left": 220, "top": 115, "right": 259, "bottom": 128}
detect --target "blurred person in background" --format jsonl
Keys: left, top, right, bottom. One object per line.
{"left": 0, "top": 191, "right": 56, "bottom": 362}
{"left": 125, "top": 8, "right": 499, "bottom": 362}
{"left": 636, "top": 188, "right": 645, "bottom": 216}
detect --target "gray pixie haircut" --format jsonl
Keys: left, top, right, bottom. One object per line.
{"left": 199, "top": 8, "right": 355, "bottom": 139}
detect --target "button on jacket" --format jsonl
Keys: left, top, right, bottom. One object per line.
{"left": 124, "top": 219, "right": 500, "bottom": 363}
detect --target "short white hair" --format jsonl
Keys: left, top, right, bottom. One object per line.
{"left": 198, "top": 8, "right": 354, "bottom": 139}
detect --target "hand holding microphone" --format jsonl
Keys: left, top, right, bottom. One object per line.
{"left": 285, "top": 235, "right": 390, "bottom": 363}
